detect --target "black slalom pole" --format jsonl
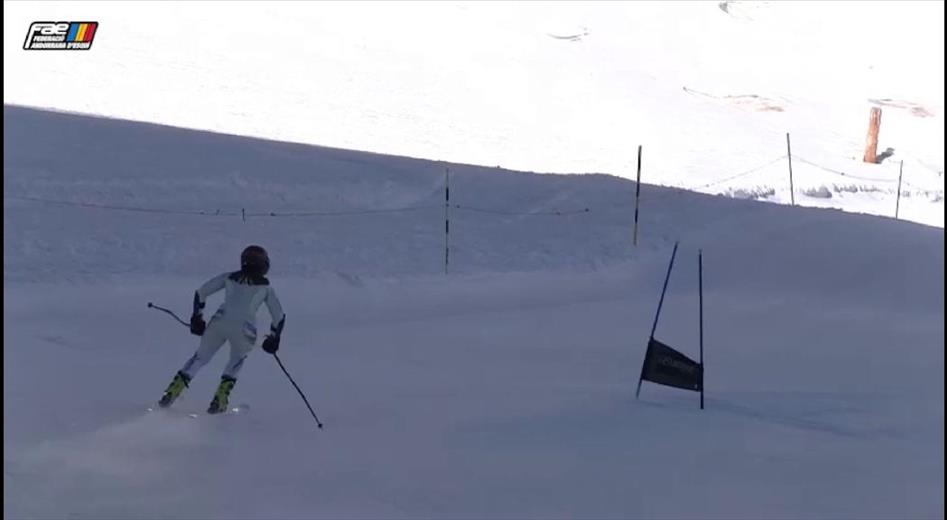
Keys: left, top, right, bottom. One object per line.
{"left": 650, "top": 241, "right": 679, "bottom": 339}
{"left": 636, "top": 241, "right": 679, "bottom": 398}
{"left": 273, "top": 353, "right": 324, "bottom": 430}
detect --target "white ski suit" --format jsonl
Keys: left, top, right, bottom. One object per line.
{"left": 180, "top": 271, "right": 285, "bottom": 380}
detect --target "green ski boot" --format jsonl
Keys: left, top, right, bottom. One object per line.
{"left": 207, "top": 376, "right": 236, "bottom": 414}
{"left": 158, "top": 371, "right": 190, "bottom": 408}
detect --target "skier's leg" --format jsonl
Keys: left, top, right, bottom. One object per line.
{"left": 158, "top": 371, "right": 190, "bottom": 407}
{"left": 159, "top": 323, "right": 226, "bottom": 407}
{"left": 179, "top": 323, "right": 227, "bottom": 380}
{"left": 208, "top": 323, "right": 255, "bottom": 413}
{"left": 222, "top": 327, "right": 256, "bottom": 380}
{"left": 208, "top": 375, "right": 236, "bottom": 414}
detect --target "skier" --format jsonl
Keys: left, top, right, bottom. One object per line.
{"left": 158, "top": 245, "right": 286, "bottom": 413}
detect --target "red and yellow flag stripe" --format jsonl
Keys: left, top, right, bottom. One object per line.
{"left": 68, "top": 22, "right": 98, "bottom": 43}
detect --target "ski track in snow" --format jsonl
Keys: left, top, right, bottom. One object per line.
{"left": 3, "top": 106, "right": 944, "bottom": 519}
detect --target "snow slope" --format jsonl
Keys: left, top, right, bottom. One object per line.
{"left": 3, "top": 1, "right": 944, "bottom": 226}
{"left": 4, "top": 107, "right": 944, "bottom": 519}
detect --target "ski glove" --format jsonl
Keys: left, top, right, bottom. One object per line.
{"left": 190, "top": 314, "right": 206, "bottom": 336}
{"left": 262, "top": 334, "right": 280, "bottom": 354}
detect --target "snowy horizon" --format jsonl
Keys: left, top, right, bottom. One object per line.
{"left": 3, "top": 1, "right": 944, "bottom": 226}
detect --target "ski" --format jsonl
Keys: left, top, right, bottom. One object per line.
{"left": 147, "top": 403, "right": 250, "bottom": 417}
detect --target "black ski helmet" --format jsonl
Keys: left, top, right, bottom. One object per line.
{"left": 240, "top": 245, "right": 270, "bottom": 276}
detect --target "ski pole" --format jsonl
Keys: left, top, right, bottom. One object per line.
{"left": 147, "top": 302, "right": 189, "bottom": 327}
{"left": 272, "top": 352, "right": 324, "bottom": 429}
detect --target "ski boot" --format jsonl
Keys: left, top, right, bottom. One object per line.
{"left": 207, "top": 376, "right": 236, "bottom": 414}
{"left": 158, "top": 371, "right": 191, "bottom": 408}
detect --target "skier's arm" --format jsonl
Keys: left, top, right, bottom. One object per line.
{"left": 265, "top": 287, "right": 286, "bottom": 337}
{"left": 261, "top": 287, "right": 285, "bottom": 354}
{"left": 193, "top": 272, "right": 228, "bottom": 317}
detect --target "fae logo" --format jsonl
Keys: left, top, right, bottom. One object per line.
{"left": 24, "top": 21, "right": 98, "bottom": 50}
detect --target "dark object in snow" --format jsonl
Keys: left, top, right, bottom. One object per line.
{"left": 636, "top": 243, "right": 706, "bottom": 409}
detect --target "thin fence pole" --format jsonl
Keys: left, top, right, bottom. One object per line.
{"left": 699, "top": 249, "right": 704, "bottom": 410}
{"left": 633, "top": 145, "right": 642, "bottom": 247}
{"left": 895, "top": 160, "right": 904, "bottom": 219}
{"left": 786, "top": 133, "right": 795, "bottom": 206}
{"left": 445, "top": 167, "right": 450, "bottom": 275}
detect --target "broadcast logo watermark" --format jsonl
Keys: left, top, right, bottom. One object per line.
{"left": 24, "top": 22, "right": 98, "bottom": 50}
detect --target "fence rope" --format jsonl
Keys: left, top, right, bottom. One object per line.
{"left": 686, "top": 155, "right": 788, "bottom": 192}
{"left": 792, "top": 156, "right": 898, "bottom": 183}
{"left": 5, "top": 195, "right": 235, "bottom": 216}
{"left": 641, "top": 155, "right": 787, "bottom": 205}
{"left": 5, "top": 195, "right": 442, "bottom": 218}
{"left": 245, "top": 205, "right": 441, "bottom": 217}
{"left": 451, "top": 204, "right": 590, "bottom": 216}
{"left": 6, "top": 151, "right": 940, "bottom": 221}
